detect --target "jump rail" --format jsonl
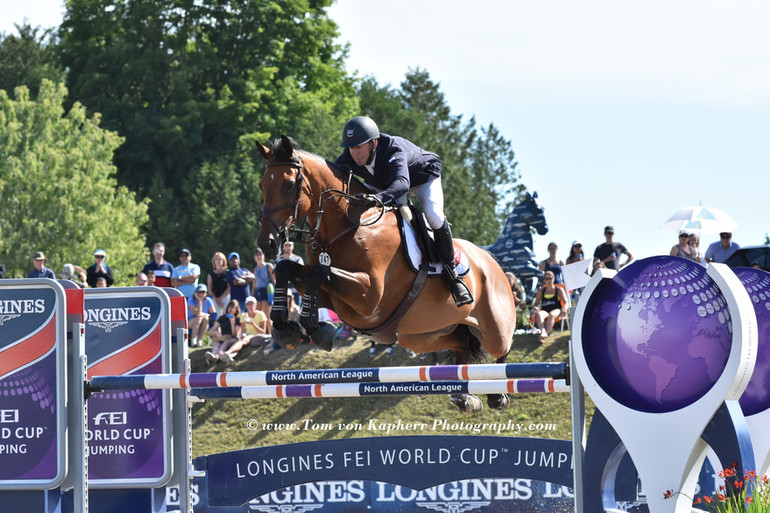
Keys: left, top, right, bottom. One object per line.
{"left": 190, "top": 378, "right": 570, "bottom": 400}
{"left": 87, "top": 361, "right": 568, "bottom": 392}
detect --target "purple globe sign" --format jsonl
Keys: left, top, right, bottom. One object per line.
{"left": 736, "top": 268, "right": 770, "bottom": 416}
{"left": 582, "top": 256, "right": 732, "bottom": 413}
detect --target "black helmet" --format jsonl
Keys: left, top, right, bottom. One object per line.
{"left": 340, "top": 116, "right": 380, "bottom": 148}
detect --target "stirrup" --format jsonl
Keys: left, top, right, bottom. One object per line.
{"left": 450, "top": 279, "right": 473, "bottom": 307}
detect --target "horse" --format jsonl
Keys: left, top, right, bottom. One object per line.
{"left": 482, "top": 192, "right": 548, "bottom": 296}
{"left": 256, "top": 136, "right": 517, "bottom": 415}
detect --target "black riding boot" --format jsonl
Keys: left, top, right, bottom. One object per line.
{"left": 434, "top": 220, "right": 473, "bottom": 307}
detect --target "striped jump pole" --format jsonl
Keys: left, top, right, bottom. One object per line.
{"left": 88, "top": 362, "right": 568, "bottom": 391}
{"left": 190, "top": 378, "right": 570, "bottom": 400}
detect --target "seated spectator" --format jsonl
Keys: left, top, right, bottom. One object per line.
{"left": 218, "top": 296, "right": 270, "bottom": 364}
{"left": 705, "top": 232, "right": 740, "bottom": 263}
{"left": 205, "top": 300, "right": 242, "bottom": 363}
{"left": 188, "top": 284, "right": 216, "bottom": 348}
{"left": 505, "top": 272, "right": 525, "bottom": 310}
{"left": 60, "top": 263, "right": 87, "bottom": 288}
{"left": 94, "top": 277, "right": 108, "bottom": 288}
{"left": 566, "top": 241, "right": 584, "bottom": 265}
{"left": 28, "top": 251, "right": 55, "bottom": 279}
{"left": 145, "top": 270, "right": 156, "bottom": 286}
{"left": 538, "top": 242, "right": 565, "bottom": 284}
{"left": 86, "top": 249, "right": 115, "bottom": 287}
{"left": 135, "top": 272, "right": 149, "bottom": 286}
{"left": 531, "top": 271, "right": 569, "bottom": 342}
{"left": 670, "top": 231, "right": 697, "bottom": 261}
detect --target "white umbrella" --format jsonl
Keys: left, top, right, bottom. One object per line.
{"left": 662, "top": 206, "right": 738, "bottom": 234}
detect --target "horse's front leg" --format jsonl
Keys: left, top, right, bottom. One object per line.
{"left": 299, "top": 264, "right": 335, "bottom": 352}
{"left": 271, "top": 259, "right": 304, "bottom": 349}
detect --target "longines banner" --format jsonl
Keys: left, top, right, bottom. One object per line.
{"left": 0, "top": 279, "right": 67, "bottom": 490}
{"left": 187, "top": 436, "right": 573, "bottom": 511}
{"left": 84, "top": 287, "right": 172, "bottom": 488}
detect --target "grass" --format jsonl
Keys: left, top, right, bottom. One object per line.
{"left": 189, "top": 329, "right": 594, "bottom": 458}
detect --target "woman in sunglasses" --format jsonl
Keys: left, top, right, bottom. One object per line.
{"left": 531, "top": 271, "right": 569, "bottom": 342}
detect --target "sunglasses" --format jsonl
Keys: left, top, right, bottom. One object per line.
{"left": 574, "top": 244, "right": 582, "bottom": 248}
{"left": 720, "top": 235, "right": 731, "bottom": 239}
{"left": 136, "top": 279, "right": 147, "bottom": 283}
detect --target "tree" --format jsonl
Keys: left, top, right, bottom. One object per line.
{"left": 0, "top": 80, "right": 149, "bottom": 281}
{"left": 57, "top": 0, "right": 357, "bottom": 260}
{"left": 0, "top": 24, "right": 64, "bottom": 100}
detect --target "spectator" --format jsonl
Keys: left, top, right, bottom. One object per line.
{"left": 538, "top": 242, "right": 565, "bottom": 284}
{"left": 592, "top": 226, "right": 633, "bottom": 271}
{"left": 218, "top": 296, "right": 270, "bottom": 364}
{"left": 188, "top": 284, "right": 215, "bottom": 348}
{"left": 145, "top": 270, "right": 156, "bottom": 286}
{"left": 86, "top": 249, "right": 115, "bottom": 287}
{"left": 276, "top": 241, "right": 303, "bottom": 306}
{"left": 670, "top": 231, "right": 697, "bottom": 261}
{"left": 135, "top": 272, "right": 149, "bottom": 286}
{"left": 689, "top": 233, "right": 704, "bottom": 264}
{"left": 253, "top": 248, "right": 275, "bottom": 334}
{"left": 505, "top": 272, "right": 525, "bottom": 310}
{"left": 531, "top": 270, "right": 570, "bottom": 342}
{"left": 207, "top": 252, "right": 230, "bottom": 316}
{"left": 60, "top": 263, "right": 87, "bottom": 288}
{"left": 225, "top": 252, "right": 255, "bottom": 311}
{"left": 95, "top": 277, "right": 108, "bottom": 288}
{"left": 28, "top": 251, "right": 56, "bottom": 279}
{"left": 142, "top": 242, "right": 174, "bottom": 288}
{"left": 205, "top": 299, "right": 242, "bottom": 363}
{"left": 171, "top": 248, "right": 201, "bottom": 299}
{"left": 566, "top": 241, "right": 585, "bottom": 265}
{"left": 705, "top": 232, "right": 740, "bottom": 263}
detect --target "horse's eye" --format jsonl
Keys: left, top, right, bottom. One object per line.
{"left": 284, "top": 180, "right": 296, "bottom": 196}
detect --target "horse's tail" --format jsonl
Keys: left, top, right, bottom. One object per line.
{"left": 458, "top": 325, "right": 486, "bottom": 363}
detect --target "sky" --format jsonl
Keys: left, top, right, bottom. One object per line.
{"left": 4, "top": 0, "right": 769, "bottom": 263}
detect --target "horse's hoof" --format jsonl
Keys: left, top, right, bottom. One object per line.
{"left": 309, "top": 322, "right": 335, "bottom": 352}
{"left": 449, "top": 394, "right": 483, "bottom": 416}
{"left": 487, "top": 393, "right": 510, "bottom": 411}
{"left": 272, "top": 321, "right": 302, "bottom": 350}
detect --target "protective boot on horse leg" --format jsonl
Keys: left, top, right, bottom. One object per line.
{"left": 434, "top": 219, "right": 473, "bottom": 307}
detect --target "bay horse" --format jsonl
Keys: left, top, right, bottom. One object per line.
{"left": 256, "top": 136, "right": 516, "bottom": 414}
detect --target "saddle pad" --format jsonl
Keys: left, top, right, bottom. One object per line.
{"left": 400, "top": 217, "right": 470, "bottom": 277}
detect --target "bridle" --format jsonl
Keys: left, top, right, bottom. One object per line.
{"left": 259, "top": 153, "right": 312, "bottom": 244}
{"left": 260, "top": 151, "right": 392, "bottom": 253}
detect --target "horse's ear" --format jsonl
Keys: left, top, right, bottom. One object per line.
{"left": 280, "top": 134, "right": 294, "bottom": 156}
{"left": 526, "top": 191, "right": 533, "bottom": 200}
{"left": 255, "top": 141, "right": 270, "bottom": 161}
{"left": 532, "top": 191, "right": 538, "bottom": 199}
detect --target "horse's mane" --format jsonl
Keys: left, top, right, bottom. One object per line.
{"left": 267, "top": 136, "right": 355, "bottom": 185}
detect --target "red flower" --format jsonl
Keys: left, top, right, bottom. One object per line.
{"left": 664, "top": 490, "right": 673, "bottom": 499}
{"left": 733, "top": 479, "right": 744, "bottom": 489}
{"left": 704, "top": 496, "right": 714, "bottom": 503}
{"left": 717, "top": 493, "right": 726, "bottom": 502}
{"left": 694, "top": 497, "right": 702, "bottom": 504}
{"left": 745, "top": 470, "right": 757, "bottom": 480}
{"left": 746, "top": 496, "right": 753, "bottom": 503}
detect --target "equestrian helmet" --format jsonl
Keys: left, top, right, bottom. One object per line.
{"left": 340, "top": 116, "right": 380, "bottom": 148}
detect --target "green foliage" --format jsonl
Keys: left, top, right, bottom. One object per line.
{"left": 0, "top": 24, "right": 65, "bottom": 100}
{"left": 0, "top": 80, "right": 149, "bottom": 281}
{"left": 57, "top": 0, "right": 357, "bottom": 262}
{"left": 358, "top": 69, "right": 526, "bottom": 245}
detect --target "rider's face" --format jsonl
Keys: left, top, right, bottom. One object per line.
{"left": 350, "top": 141, "right": 373, "bottom": 166}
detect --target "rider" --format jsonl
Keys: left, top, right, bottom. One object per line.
{"left": 334, "top": 115, "right": 473, "bottom": 307}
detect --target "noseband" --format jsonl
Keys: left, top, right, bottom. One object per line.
{"left": 259, "top": 154, "right": 311, "bottom": 242}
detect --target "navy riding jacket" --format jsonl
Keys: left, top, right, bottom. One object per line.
{"left": 333, "top": 133, "right": 441, "bottom": 204}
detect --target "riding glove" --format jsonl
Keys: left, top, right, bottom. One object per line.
{"left": 353, "top": 193, "right": 379, "bottom": 207}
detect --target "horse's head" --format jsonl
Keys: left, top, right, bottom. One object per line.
{"left": 256, "top": 135, "right": 312, "bottom": 260}
{"left": 520, "top": 191, "right": 548, "bottom": 235}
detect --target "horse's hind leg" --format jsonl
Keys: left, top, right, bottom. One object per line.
{"left": 486, "top": 352, "right": 511, "bottom": 411}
